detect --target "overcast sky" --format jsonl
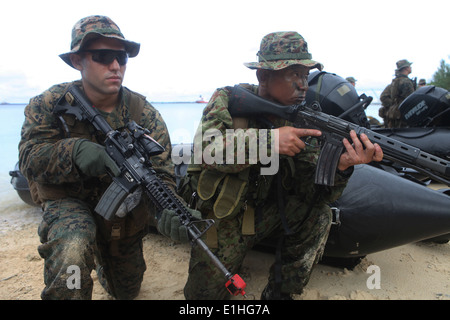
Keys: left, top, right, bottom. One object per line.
{"left": 1, "top": 0, "right": 448, "bottom": 103}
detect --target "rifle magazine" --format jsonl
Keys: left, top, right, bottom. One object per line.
{"left": 315, "top": 141, "right": 343, "bottom": 186}
{"left": 95, "top": 179, "right": 130, "bottom": 220}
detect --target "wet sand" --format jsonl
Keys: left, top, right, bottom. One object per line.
{"left": 0, "top": 201, "right": 449, "bottom": 300}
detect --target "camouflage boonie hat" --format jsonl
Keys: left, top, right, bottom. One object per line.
{"left": 395, "top": 59, "right": 412, "bottom": 71}
{"left": 346, "top": 77, "right": 357, "bottom": 83}
{"left": 59, "top": 15, "right": 140, "bottom": 68}
{"left": 244, "top": 31, "right": 323, "bottom": 71}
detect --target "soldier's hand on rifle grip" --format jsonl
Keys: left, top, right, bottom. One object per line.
{"left": 338, "top": 130, "right": 384, "bottom": 171}
{"left": 72, "top": 139, "right": 121, "bottom": 178}
{"left": 275, "top": 127, "right": 322, "bottom": 156}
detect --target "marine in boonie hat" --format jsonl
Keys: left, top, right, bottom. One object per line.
{"left": 395, "top": 59, "right": 412, "bottom": 71}
{"left": 59, "top": 15, "right": 140, "bottom": 68}
{"left": 244, "top": 31, "right": 323, "bottom": 71}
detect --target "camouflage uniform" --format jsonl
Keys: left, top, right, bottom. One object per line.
{"left": 379, "top": 82, "right": 393, "bottom": 124}
{"left": 19, "top": 16, "right": 174, "bottom": 300}
{"left": 178, "top": 32, "right": 351, "bottom": 300}
{"left": 385, "top": 60, "right": 415, "bottom": 128}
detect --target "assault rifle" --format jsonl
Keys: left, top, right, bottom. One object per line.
{"left": 228, "top": 85, "right": 450, "bottom": 186}
{"left": 54, "top": 85, "right": 247, "bottom": 297}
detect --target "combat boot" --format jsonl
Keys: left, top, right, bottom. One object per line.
{"left": 260, "top": 284, "right": 293, "bottom": 300}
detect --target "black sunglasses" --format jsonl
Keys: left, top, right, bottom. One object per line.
{"left": 81, "top": 49, "right": 129, "bottom": 66}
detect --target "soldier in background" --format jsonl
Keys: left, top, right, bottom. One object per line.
{"left": 346, "top": 76, "right": 357, "bottom": 87}
{"left": 384, "top": 59, "right": 415, "bottom": 128}
{"left": 18, "top": 15, "right": 190, "bottom": 300}
{"left": 418, "top": 78, "right": 426, "bottom": 88}
{"left": 378, "top": 76, "right": 395, "bottom": 126}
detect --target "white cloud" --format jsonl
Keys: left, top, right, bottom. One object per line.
{"left": 0, "top": 0, "right": 448, "bottom": 102}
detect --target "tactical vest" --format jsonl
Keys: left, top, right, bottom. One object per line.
{"left": 180, "top": 156, "right": 298, "bottom": 248}
{"left": 28, "top": 81, "right": 149, "bottom": 241}
{"left": 178, "top": 84, "right": 296, "bottom": 244}
{"left": 29, "top": 81, "right": 147, "bottom": 204}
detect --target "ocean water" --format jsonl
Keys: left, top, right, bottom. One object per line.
{"left": 0, "top": 104, "right": 42, "bottom": 232}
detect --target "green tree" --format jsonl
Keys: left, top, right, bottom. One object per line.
{"left": 430, "top": 58, "right": 450, "bottom": 90}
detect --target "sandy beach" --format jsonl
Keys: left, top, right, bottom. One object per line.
{"left": 0, "top": 198, "right": 449, "bottom": 301}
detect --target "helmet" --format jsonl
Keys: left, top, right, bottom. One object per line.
{"left": 306, "top": 71, "right": 371, "bottom": 127}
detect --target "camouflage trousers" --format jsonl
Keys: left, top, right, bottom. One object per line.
{"left": 184, "top": 196, "right": 332, "bottom": 299}
{"left": 386, "top": 104, "right": 407, "bottom": 128}
{"left": 37, "top": 198, "right": 147, "bottom": 300}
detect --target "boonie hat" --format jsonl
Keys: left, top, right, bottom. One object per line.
{"left": 395, "top": 59, "right": 412, "bottom": 71}
{"left": 244, "top": 31, "right": 323, "bottom": 71}
{"left": 59, "top": 15, "right": 140, "bottom": 68}
{"left": 346, "top": 77, "right": 357, "bottom": 83}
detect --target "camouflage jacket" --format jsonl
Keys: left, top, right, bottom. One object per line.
{"left": 182, "top": 84, "right": 351, "bottom": 218}
{"left": 390, "top": 74, "right": 415, "bottom": 106}
{"left": 19, "top": 80, "right": 175, "bottom": 206}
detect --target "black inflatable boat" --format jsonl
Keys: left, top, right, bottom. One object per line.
{"left": 10, "top": 72, "right": 450, "bottom": 268}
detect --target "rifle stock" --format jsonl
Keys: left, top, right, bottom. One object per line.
{"left": 54, "top": 85, "right": 247, "bottom": 297}
{"left": 229, "top": 85, "right": 450, "bottom": 186}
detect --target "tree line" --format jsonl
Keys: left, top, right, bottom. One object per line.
{"left": 430, "top": 58, "right": 450, "bottom": 90}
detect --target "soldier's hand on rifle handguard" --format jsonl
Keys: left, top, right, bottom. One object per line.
{"left": 337, "top": 130, "right": 384, "bottom": 171}
{"left": 157, "top": 208, "right": 202, "bottom": 242}
{"left": 72, "top": 139, "right": 121, "bottom": 178}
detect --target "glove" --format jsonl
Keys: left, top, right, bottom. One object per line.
{"left": 73, "top": 140, "right": 120, "bottom": 178}
{"left": 157, "top": 208, "right": 202, "bottom": 243}
{"left": 116, "top": 186, "right": 143, "bottom": 218}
